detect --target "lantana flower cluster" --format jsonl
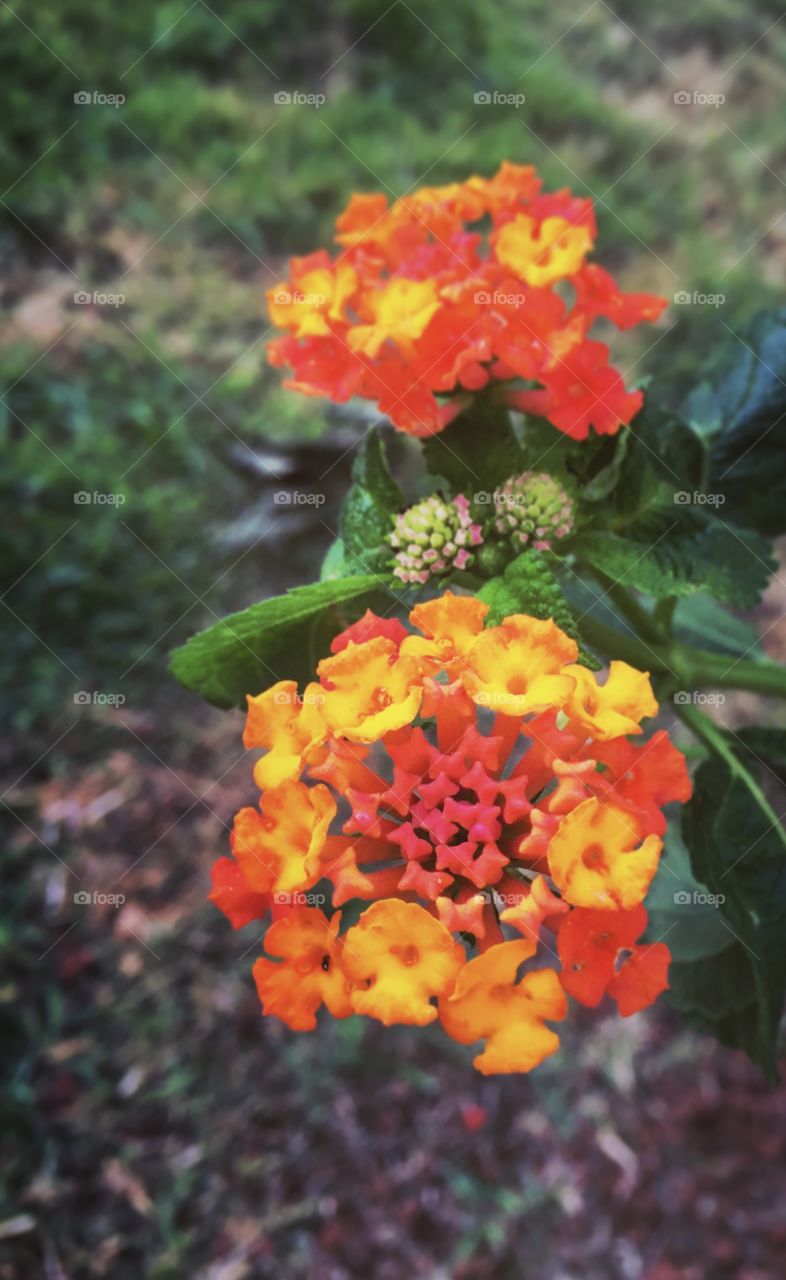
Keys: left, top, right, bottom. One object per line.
{"left": 267, "top": 162, "right": 667, "bottom": 440}
{"left": 210, "top": 593, "right": 690, "bottom": 1075}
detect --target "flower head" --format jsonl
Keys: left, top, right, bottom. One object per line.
{"left": 390, "top": 493, "right": 483, "bottom": 584}
{"left": 267, "top": 163, "right": 666, "bottom": 440}
{"left": 492, "top": 470, "right": 575, "bottom": 551}
{"left": 214, "top": 592, "right": 689, "bottom": 1073}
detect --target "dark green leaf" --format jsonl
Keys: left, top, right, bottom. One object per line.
{"left": 647, "top": 829, "right": 762, "bottom": 1063}
{"left": 682, "top": 307, "right": 786, "bottom": 535}
{"left": 569, "top": 507, "right": 774, "bottom": 607}
{"left": 338, "top": 432, "right": 404, "bottom": 573}
{"left": 672, "top": 595, "right": 763, "bottom": 659}
{"left": 422, "top": 401, "right": 523, "bottom": 495}
{"left": 681, "top": 748, "right": 786, "bottom": 1078}
{"left": 169, "top": 575, "right": 389, "bottom": 709}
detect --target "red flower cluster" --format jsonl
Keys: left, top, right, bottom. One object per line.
{"left": 267, "top": 163, "right": 667, "bottom": 439}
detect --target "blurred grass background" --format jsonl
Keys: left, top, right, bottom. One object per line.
{"left": 2, "top": 2, "right": 786, "bottom": 1276}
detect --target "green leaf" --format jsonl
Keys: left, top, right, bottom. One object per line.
{"left": 681, "top": 307, "right": 786, "bottom": 536}
{"left": 569, "top": 507, "right": 775, "bottom": 607}
{"left": 681, "top": 746, "right": 786, "bottom": 1079}
{"left": 169, "top": 575, "right": 389, "bottom": 709}
{"left": 338, "top": 432, "right": 404, "bottom": 574}
{"left": 477, "top": 550, "right": 599, "bottom": 668}
{"left": 422, "top": 400, "right": 523, "bottom": 495}
{"left": 672, "top": 595, "right": 763, "bottom": 660}
{"left": 647, "top": 828, "right": 763, "bottom": 1062}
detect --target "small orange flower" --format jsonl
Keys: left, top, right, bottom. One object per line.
{"left": 462, "top": 614, "right": 578, "bottom": 716}
{"left": 403, "top": 592, "right": 489, "bottom": 675}
{"left": 440, "top": 939, "right": 567, "bottom": 1074}
{"left": 253, "top": 908, "right": 354, "bottom": 1030}
{"left": 557, "top": 903, "right": 670, "bottom": 1015}
{"left": 342, "top": 900, "right": 465, "bottom": 1026}
{"left": 563, "top": 661, "right": 658, "bottom": 739}
{"left": 243, "top": 680, "right": 327, "bottom": 789}
{"left": 317, "top": 637, "right": 424, "bottom": 741}
{"left": 230, "top": 780, "right": 335, "bottom": 896}
{"left": 494, "top": 214, "right": 593, "bottom": 287}
{"left": 546, "top": 797, "right": 662, "bottom": 909}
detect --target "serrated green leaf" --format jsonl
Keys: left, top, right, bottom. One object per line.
{"left": 169, "top": 575, "right": 389, "bottom": 709}
{"left": 422, "top": 401, "right": 523, "bottom": 495}
{"left": 570, "top": 508, "right": 774, "bottom": 607}
{"left": 682, "top": 748, "right": 786, "bottom": 1079}
{"left": 477, "top": 550, "right": 599, "bottom": 668}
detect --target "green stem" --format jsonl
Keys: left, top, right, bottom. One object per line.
{"left": 674, "top": 701, "right": 786, "bottom": 851}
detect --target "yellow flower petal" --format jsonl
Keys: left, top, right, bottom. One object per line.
{"left": 343, "top": 900, "right": 465, "bottom": 1025}
{"left": 317, "top": 637, "right": 423, "bottom": 742}
{"left": 231, "top": 780, "right": 335, "bottom": 895}
{"left": 547, "top": 796, "right": 662, "bottom": 909}
{"left": 347, "top": 278, "right": 440, "bottom": 357}
{"left": 495, "top": 214, "right": 593, "bottom": 286}
{"left": 462, "top": 614, "right": 578, "bottom": 716}
{"left": 563, "top": 661, "right": 658, "bottom": 739}
{"left": 440, "top": 939, "right": 567, "bottom": 1074}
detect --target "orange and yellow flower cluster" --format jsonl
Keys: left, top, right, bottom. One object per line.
{"left": 210, "top": 593, "right": 690, "bottom": 1074}
{"left": 267, "top": 162, "right": 667, "bottom": 440}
